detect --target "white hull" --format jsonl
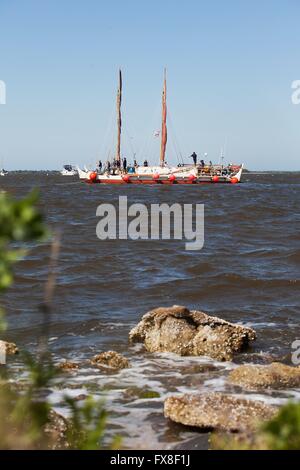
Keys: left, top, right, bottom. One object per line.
{"left": 77, "top": 164, "right": 243, "bottom": 185}
{"left": 61, "top": 168, "right": 78, "bottom": 176}
{"left": 61, "top": 171, "right": 77, "bottom": 176}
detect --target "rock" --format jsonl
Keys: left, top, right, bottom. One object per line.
{"left": 229, "top": 362, "right": 300, "bottom": 390}
{"left": 164, "top": 393, "right": 276, "bottom": 432}
{"left": 0, "top": 340, "right": 19, "bottom": 356}
{"left": 44, "top": 410, "right": 69, "bottom": 450}
{"left": 123, "top": 386, "right": 160, "bottom": 400}
{"left": 180, "top": 363, "right": 218, "bottom": 375}
{"left": 129, "top": 306, "right": 256, "bottom": 361}
{"left": 57, "top": 361, "right": 80, "bottom": 371}
{"left": 90, "top": 351, "right": 130, "bottom": 370}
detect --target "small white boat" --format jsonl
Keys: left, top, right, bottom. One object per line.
{"left": 0, "top": 168, "right": 8, "bottom": 176}
{"left": 61, "top": 165, "right": 78, "bottom": 176}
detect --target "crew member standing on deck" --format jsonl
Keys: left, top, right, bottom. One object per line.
{"left": 190, "top": 152, "right": 197, "bottom": 166}
{"left": 98, "top": 160, "right": 102, "bottom": 172}
{"left": 123, "top": 157, "right": 127, "bottom": 172}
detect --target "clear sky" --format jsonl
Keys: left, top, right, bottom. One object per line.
{"left": 0, "top": 0, "right": 299, "bottom": 170}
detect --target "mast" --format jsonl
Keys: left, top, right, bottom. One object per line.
{"left": 116, "top": 69, "right": 122, "bottom": 163}
{"left": 160, "top": 68, "right": 167, "bottom": 167}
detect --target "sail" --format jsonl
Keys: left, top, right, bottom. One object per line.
{"left": 160, "top": 69, "right": 167, "bottom": 166}
{"left": 116, "top": 69, "right": 122, "bottom": 163}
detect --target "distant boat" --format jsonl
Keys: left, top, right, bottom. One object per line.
{"left": 61, "top": 165, "right": 78, "bottom": 176}
{"left": 78, "top": 70, "right": 243, "bottom": 185}
{"left": 0, "top": 168, "right": 8, "bottom": 176}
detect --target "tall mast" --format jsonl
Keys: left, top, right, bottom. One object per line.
{"left": 160, "top": 68, "right": 167, "bottom": 167}
{"left": 116, "top": 69, "right": 122, "bottom": 163}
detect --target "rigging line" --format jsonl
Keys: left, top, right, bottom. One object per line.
{"left": 108, "top": 101, "right": 119, "bottom": 163}
{"left": 122, "top": 111, "right": 138, "bottom": 160}
{"left": 139, "top": 95, "right": 162, "bottom": 165}
{"left": 167, "top": 119, "right": 180, "bottom": 164}
{"left": 224, "top": 136, "right": 228, "bottom": 161}
{"left": 167, "top": 109, "right": 185, "bottom": 164}
{"left": 167, "top": 108, "right": 182, "bottom": 163}
{"left": 99, "top": 98, "right": 116, "bottom": 162}
{"left": 123, "top": 126, "right": 136, "bottom": 160}
{"left": 169, "top": 122, "right": 181, "bottom": 163}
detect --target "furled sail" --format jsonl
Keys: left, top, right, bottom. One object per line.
{"left": 160, "top": 69, "right": 167, "bottom": 167}
{"left": 116, "top": 69, "right": 122, "bottom": 163}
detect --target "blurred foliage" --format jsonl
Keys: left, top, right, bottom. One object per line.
{"left": 0, "top": 356, "right": 118, "bottom": 449}
{"left": 65, "top": 396, "right": 121, "bottom": 450}
{"left": 0, "top": 190, "right": 46, "bottom": 292}
{"left": 0, "top": 191, "right": 119, "bottom": 450}
{"left": 262, "top": 402, "right": 300, "bottom": 450}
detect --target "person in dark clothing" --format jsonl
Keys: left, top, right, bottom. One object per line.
{"left": 200, "top": 159, "right": 205, "bottom": 168}
{"left": 190, "top": 152, "right": 197, "bottom": 165}
{"left": 143, "top": 159, "right": 148, "bottom": 167}
{"left": 134, "top": 159, "right": 138, "bottom": 167}
{"left": 106, "top": 161, "right": 111, "bottom": 172}
{"left": 116, "top": 159, "right": 121, "bottom": 169}
{"left": 98, "top": 160, "right": 102, "bottom": 171}
{"left": 123, "top": 157, "right": 127, "bottom": 172}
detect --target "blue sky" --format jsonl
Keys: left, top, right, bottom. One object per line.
{"left": 0, "top": 0, "right": 299, "bottom": 170}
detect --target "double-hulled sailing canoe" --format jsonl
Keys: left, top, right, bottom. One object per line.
{"left": 78, "top": 70, "right": 243, "bottom": 185}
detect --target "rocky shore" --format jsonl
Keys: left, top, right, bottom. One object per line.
{"left": 129, "top": 305, "right": 300, "bottom": 449}
{"left": 2, "top": 305, "right": 299, "bottom": 450}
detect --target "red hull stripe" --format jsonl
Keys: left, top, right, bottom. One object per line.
{"left": 85, "top": 179, "right": 234, "bottom": 185}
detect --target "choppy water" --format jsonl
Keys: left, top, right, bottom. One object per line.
{"left": 1, "top": 172, "right": 300, "bottom": 449}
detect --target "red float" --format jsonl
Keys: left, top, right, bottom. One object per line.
{"left": 231, "top": 177, "right": 239, "bottom": 184}
{"left": 169, "top": 174, "right": 176, "bottom": 183}
{"left": 153, "top": 173, "right": 160, "bottom": 181}
{"left": 188, "top": 174, "right": 196, "bottom": 182}
{"left": 89, "top": 172, "right": 97, "bottom": 182}
{"left": 212, "top": 175, "right": 219, "bottom": 183}
{"left": 122, "top": 174, "right": 130, "bottom": 183}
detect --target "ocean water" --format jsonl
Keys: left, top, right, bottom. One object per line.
{"left": 1, "top": 171, "right": 300, "bottom": 449}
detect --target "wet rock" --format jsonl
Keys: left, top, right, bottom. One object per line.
{"left": 129, "top": 306, "right": 256, "bottom": 361}
{"left": 0, "top": 340, "right": 19, "bottom": 355}
{"left": 164, "top": 393, "right": 276, "bottom": 432}
{"left": 229, "top": 362, "right": 300, "bottom": 390}
{"left": 123, "top": 386, "right": 160, "bottom": 400}
{"left": 44, "top": 410, "right": 69, "bottom": 449}
{"left": 181, "top": 363, "right": 218, "bottom": 375}
{"left": 57, "top": 361, "right": 80, "bottom": 371}
{"left": 90, "top": 351, "right": 130, "bottom": 370}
